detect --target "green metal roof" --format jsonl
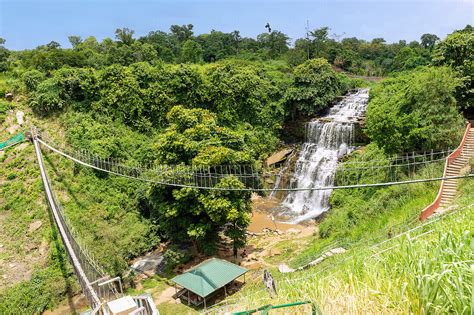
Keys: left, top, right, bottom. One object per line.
{"left": 171, "top": 258, "right": 248, "bottom": 298}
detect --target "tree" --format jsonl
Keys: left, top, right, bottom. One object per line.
{"left": 115, "top": 28, "right": 135, "bottom": 45}
{"left": 46, "top": 41, "right": 61, "bottom": 50}
{"left": 365, "top": 67, "right": 464, "bottom": 154}
{"left": 170, "top": 24, "right": 194, "bottom": 42}
{"left": 371, "top": 38, "right": 386, "bottom": 45}
{"left": 203, "top": 62, "right": 284, "bottom": 131}
{"left": 180, "top": 40, "right": 203, "bottom": 63}
{"left": 420, "top": 33, "right": 439, "bottom": 50}
{"left": 391, "top": 47, "right": 429, "bottom": 71}
{"left": 308, "top": 27, "right": 331, "bottom": 58}
{"left": 68, "top": 35, "right": 83, "bottom": 48}
{"left": 145, "top": 106, "right": 253, "bottom": 254}
{"left": 139, "top": 30, "right": 178, "bottom": 62}
{"left": 257, "top": 30, "right": 290, "bottom": 58}
{"left": 196, "top": 30, "right": 239, "bottom": 62}
{"left": 285, "top": 58, "right": 348, "bottom": 116}
{"left": 0, "top": 37, "right": 9, "bottom": 72}
{"left": 21, "top": 69, "right": 45, "bottom": 93}
{"left": 432, "top": 27, "right": 474, "bottom": 109}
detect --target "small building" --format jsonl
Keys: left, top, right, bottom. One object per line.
{"left": 171, "top": 258, "right": 248, "bottom": 309}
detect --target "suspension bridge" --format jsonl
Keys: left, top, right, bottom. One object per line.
{"left": 32, "top": 129, "right": 158, "bottom": 315}
{"left": 27, "top": 123, "right": 473, "bottom": 313}
{"left": 37, "top": 133, "right": 472, "bottom": 193}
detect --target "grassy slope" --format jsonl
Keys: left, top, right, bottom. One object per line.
{"left": 208, "top": 178, "right": 473, "bottom": 314}
{"left": 0, "top": 81, "right": 159, "bottom": 313}
{"left": 0, "top": 105, "right": 76, "bottom": 313}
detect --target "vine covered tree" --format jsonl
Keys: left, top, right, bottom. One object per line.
{"left": 145, "top": 106, "right": 253, "bottom": 255}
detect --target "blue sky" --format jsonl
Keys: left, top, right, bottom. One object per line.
{"left": 0, "top": 0, "right": 473, "bottom": 50}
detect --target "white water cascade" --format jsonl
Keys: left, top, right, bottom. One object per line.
{"left": 283, "top": 88, "right": 369, "bottom": 223}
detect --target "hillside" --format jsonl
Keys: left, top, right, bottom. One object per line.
{"left": 0, "top": 24, "right": 473, "bottom": 315}
{"left": 210, "top": 179, "right": 474, "bottom": 314}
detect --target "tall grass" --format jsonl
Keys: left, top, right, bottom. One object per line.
{"left": 207, "top": 183, "right": 473, "bottom": 314}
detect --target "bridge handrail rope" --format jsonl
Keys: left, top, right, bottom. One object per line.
{"left": 202, "top": 204, "right": 472, "bottom": 314}
{"left": 38, "top": 130, "right": 453, "bottom": 172}
{"left": 32, "top": 130, "right": 102, "bottom": 311}
{"left": 37, "top": 137, "right": 473, "bottom": 192}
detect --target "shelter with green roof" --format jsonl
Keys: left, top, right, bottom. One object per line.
{"left": 171, "top": 258, "right": 248, "bottom": 308}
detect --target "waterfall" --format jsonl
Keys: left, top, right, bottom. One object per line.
{"left": 283, "top": 88, "right": 369, "bottom": 223}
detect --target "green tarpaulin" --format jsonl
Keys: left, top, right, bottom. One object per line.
{"left": 172, "top": 258, "right": 247, "bottom": 298}
{"left": 0, "top": 133, "right": 25, "bottom": 150}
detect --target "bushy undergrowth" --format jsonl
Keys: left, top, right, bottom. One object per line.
{"left": 0, "top": 99, "right": 11, "bottom": 124}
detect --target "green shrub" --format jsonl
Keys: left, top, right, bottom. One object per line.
{"left": 365, "top": 66, "right": 464, "bottom": 154}
{"left": 0, "top": 99, "right": 11, "bottom": 123}
{"left": 163, "top": 246, "right": 192, "bottom": 272}
{"left": 21, "top": 69, "right": 45, "bottom": 93}
{"left": 284, "top": 58, "right": 349, "bottom": 116}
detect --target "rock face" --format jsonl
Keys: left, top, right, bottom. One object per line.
{"left": 28, "top": 220, "right": 43, "bottom": 233}
{"left": 266, "top": 149, "right": 293, "bottom": 167}
{"left": 278, "top": 247, "right": 347, "bottom": 273}
{"left": 278, "top": 263, "right": 295, "bottom": 273}
{"left": 16, "top": 111, "right": 25, "bottom": 126}
{"left": 130, "top": 253, "right": 164, "bottom": 276}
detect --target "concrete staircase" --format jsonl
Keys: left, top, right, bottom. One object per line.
{"left": 420, "top": 124, "right": 474, "bottom": 220}
{"left": 438, "top": 127, "right": 474, "bottom": 210}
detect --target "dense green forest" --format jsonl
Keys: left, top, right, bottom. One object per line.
{"left": 0, "top": 23, "right": 472, "bottom": 314}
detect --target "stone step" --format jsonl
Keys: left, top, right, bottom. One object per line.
{"left": 443, "top": 188, "right": 457, "bottom": 192}
{"left": 442, "top": 188, "right": 457, "bottom": 193}
{"left": 443, "top": 190, "right": 457, "bottom": 195}
{"left": 442, "top": 195, "right": 456, "bottom": 201}
{"left": 441, "top": 196, "right": 455, "bottom": 201}
{"left": 444, "top": 179, "right": 458, "bottom": 183}
{"left": 444, "top": 181, "right": 457, "bottom": 186}
{"left": 446, "top": 169, "right": 459, "bottom": 173}
{"left": 441, "top": 194, "right": 455, "bottom": 199}
{"left": 447, "top": 172, "right": 461, "bottom": 176}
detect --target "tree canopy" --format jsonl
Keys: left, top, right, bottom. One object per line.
{"left": 365, "top": 66, "right": 464, "bottom": 154}
{"left": 145, "top": 106, "right": 253, "bottom": 254}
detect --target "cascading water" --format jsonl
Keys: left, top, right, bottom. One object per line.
{"left": 283, "top": 88, "right": 369, "bottom": 223}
